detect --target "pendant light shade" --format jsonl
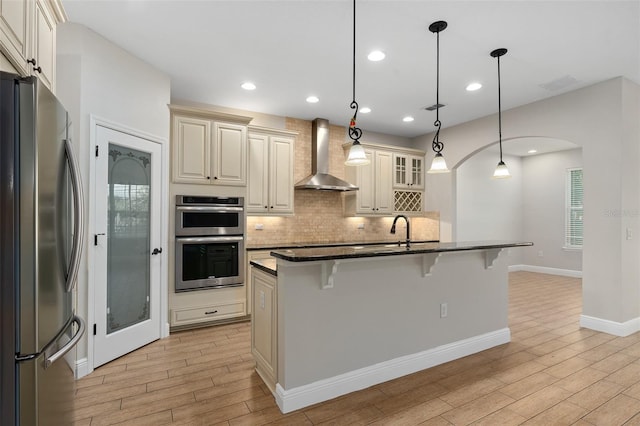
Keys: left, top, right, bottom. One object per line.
{"left": 429, "top": 152, "right": 449, "bottom": 173}
{"left": 345, "top": 141, "right": 368, "bottom": 165}
{"left": 345, "top": 0, "right": 370, "bottom": 166}
{"left": 493, "top": 161, "right": 511, "bottom": 178}
{"left": 491, "top": 47, "right": 511, "bottom": 179}
{"left": 427, "top": 20, "right": 450, "bottom": 174}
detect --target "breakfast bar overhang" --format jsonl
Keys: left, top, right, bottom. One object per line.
{"left": 265, "top": 240, "right": 532, "bottom": 413}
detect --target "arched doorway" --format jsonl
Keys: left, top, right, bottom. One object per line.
{"left": 454, "top": 136, "right": 582, "bottom": 276}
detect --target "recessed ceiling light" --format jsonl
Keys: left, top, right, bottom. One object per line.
{"left": 466, "top": 82, "right": 482, "bottom": 91}
{"left": 360, "top": 107, "right": 371, "bottom": 113}
{"left": 402, "top": 116, "right": 414, "bottom": 122}
{"left": 367, "top": 50, "right": 386, "bottom": 61}
{"left": 528, "top": 149, "right": 538, "bottom": 154}
{"left": 241, "top": 82, "right": 256, "bottom": 90}
{"left": 306, "top": 96, "right": 319, "bottom": 103}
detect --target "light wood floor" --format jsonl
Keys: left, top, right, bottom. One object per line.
{"left": 72, "top": 272, "right": 640, "bottom": 425}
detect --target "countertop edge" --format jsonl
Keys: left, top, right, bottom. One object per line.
{"left": 270, "top": 241, "right": 533, "bottom": 262}
{"left": 249, "top": 259, "right": 277, "bottom": 276}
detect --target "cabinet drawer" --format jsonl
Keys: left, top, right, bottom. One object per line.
{"left": 172, "top": 301, "right": 245, "bottom": 326}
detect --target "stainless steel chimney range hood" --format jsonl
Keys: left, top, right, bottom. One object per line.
{"left": 294, "top": 118, "right": 359, "bottom": 191}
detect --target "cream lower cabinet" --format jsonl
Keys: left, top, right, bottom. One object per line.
{"left": 245, "top": 250, "right": 272, "bottom": 315}
{"left": 251, "top": 266, "right": 277, "bottom": 392}
{"left": 170, "top": 105, "right": 252, "bottom": 186}
{"left": 345, "top": 148, "right": 393, "bottom": 215}
{"left": 0, "top": 0, "right": 61, "bottom": 93}
{"left": 247, "top": 127, "right": 295, "bottom": 215}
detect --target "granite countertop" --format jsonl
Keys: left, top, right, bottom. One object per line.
{"left": 246, "top": 240, "right": 439, "bottom": 251}
{"left": 250, "top": 258, "right": 278, "bottom": 276}
{"left": 270, "top": 240, "right": 533, "bottom": 262}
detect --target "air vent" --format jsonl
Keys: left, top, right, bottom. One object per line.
{"left": 540, "top": 75, "right": 578, "bottom": 92}
{"left": 424, "top": 103, "right": 445, "bottom": 111}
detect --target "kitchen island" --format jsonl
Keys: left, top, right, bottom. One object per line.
{"left": 250, "top": 240, "right": 532, "bottom": 413}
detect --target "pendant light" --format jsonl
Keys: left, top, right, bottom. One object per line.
{"left": 427, "top": 20, "right": 450, "bottom": 174}
{"left": 491, "top": 48, "right": 511, "bottom": 179}
{"left": 345, "top": 0, "right": 370, "bottom": 166}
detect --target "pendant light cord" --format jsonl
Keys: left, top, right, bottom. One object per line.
{"left": 432, "top": 26, "right": 444, "bottom": 155}
{"left": 348, "top": 0, "right": 362, "bottom": 143}
{"left": 497, "top": 54, "right": 503, "bottom": 163}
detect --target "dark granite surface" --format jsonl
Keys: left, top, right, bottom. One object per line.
{"left": 249, "top": 258, "right": 277, "bottom": 276}
{"left": 270, "top": 240, "right": 533, "bottom": 262}
{"left": 246, "top": 240, "right": 439, "bottom": 251}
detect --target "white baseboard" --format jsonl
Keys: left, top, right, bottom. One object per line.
{"left": 75, "top": 357, "right": 90, "bottom": 379}
{"left": 274, "top": 328, "right": 511, "bottom": 414}
{"left": 580, "top": 315, "right": 640, "bottom": 337}
{"left": 508, "top": 264, "right": 582, "bottom": 278}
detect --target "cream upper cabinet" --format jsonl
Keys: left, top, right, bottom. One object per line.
{"left": 32, "top": 0, "right": 55, "bottom": 91}
{"left": 173, "top": 115, "right": 211, "bottom": 183}
{"left": 0, "top": 0, "right": 30, "bottom": 75}
{"left": 247, "top": 127, "right": 295, "bottom": 215}
{"left": 170, "top": 106, "right": 251, "bottom": 186}
{"left": 345, "top": 148, "right": 393, "bottom": 215}
{"left": 0, "top": 0, "right": 62, "bottom": 92}
{"left": 213, "top": 122, "right": 246, "bottom": 185}
{"left": 247, "top": 133, "right": 269, "bottom": 211}
{"left": 393, "top": 153, "right": 424, "bottom": 190}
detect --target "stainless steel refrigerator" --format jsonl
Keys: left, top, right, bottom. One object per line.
{"left": 0, "top": 72, "right": 85, "bottom": 425}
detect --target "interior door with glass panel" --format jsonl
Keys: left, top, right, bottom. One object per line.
{"left": 93, "top": 126, "right": 162, "bottom": 367}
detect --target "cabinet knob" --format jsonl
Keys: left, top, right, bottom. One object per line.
{"left": 214, "top": 176, "right": 218, "bottom": 180}
{"left": 206, "top": 176, "right": 210, "bottom": 180}
{"left": 264, "top": 206, "right": 268, "bottom": 209}
{"left": 27, "top": 58, "right": 41, "bottom": 73}
{"left": 270, "top": 206, "right": 274, "bottom": 209}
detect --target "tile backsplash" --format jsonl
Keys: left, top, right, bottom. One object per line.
{"left": 246, "top": 117, "right": 440, "bottom": 246}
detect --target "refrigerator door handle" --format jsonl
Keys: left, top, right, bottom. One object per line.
{"left": 44, "top": 315, "right": 85, "bottom": 369}
{"left": 64, "top": 138, "right": 85, "bottom": 292}
{"left": 15, "top": 315, "right": 85, "bottom": 366}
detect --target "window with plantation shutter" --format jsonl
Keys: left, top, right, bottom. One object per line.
{"left": 565, "top": 168, "right": 583, "bottom": 248}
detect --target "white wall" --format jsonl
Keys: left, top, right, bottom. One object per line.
{"left": 455, "top": 151, "right": 523, "bottom": 265}
{"left": 456, "top": 146, "right": 584, "bottom": 272}
{"left": 56, "top": 23, "right": 171, "bottom": 374}
{"left": 414, "top": 78, "right": 640, "bottom": 334}
{"left": 522, "top": 148, "right": 583, "bottom": 272}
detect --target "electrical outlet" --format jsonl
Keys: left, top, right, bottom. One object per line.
{"left": 357, "top": 223, "right": 365, "bottom": 230}
{"left": 440, "top": 303, "right": 448, "bottom": 318}
{"left": 255, "top": 223, "right": 264, "bottom": 230}
{"left": 538, "top": 250, "right": 544, "bottom": 257}
{"left": 260, "top": 291, "right": 265, "bottom": 309}
{"left": 627, "top": 228, "right": 633, "bottom": 240}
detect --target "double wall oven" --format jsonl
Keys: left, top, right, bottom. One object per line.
{"left": 175, "top": 196, "right": 245, "bottom": 292}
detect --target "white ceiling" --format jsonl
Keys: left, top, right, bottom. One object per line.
{"left": 61, "top": 0, "right": 640, "bottom": 139}
{"left": 485, "top": 137, "right": 579, "bottom": 157}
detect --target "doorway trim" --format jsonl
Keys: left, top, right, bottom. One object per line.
{"left": 85, "top": 115, "right": 169, "bottom": 375}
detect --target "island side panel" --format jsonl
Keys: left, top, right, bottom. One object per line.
{"left": 276, "top": 250, "right": 509, "bottom": 390}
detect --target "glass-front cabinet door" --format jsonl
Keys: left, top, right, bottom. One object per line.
{"left": 393, "top": 153, "right": 424, "bottom": 189}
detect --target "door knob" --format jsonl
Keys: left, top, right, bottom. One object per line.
{"left": 151, "top": 248, "right": 163, "bottom": 255}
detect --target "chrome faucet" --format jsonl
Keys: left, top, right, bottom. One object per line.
{"left": 390, "top": 215, "right": 411, "bottom": 247}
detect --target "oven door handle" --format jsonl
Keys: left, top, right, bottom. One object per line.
{"left": 176, "top": 206, "right": 244, "bottom": 213}
{"left": 176, "top": 236, "right": 244, "bottom": 243}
